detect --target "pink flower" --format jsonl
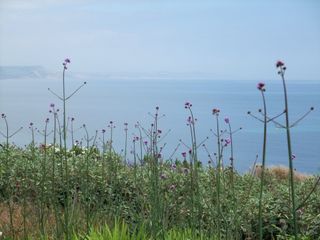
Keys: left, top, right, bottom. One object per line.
{"left": 257, "top": 82, "right": 265, "bottom": 91}
{"left": 224, "top": 138, "right": 231, "bottom": 147}
{"left": 276, "top": 60, "right": 284, "bottom": 68}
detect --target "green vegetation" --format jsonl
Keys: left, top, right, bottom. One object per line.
{"left": 0, "top": 145, "right": 319, "bottom": 239}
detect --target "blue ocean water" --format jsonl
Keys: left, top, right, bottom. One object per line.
{"left": 1, "top": 77, "right": 319, "bottom": 174}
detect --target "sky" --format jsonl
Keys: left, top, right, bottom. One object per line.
{"left": 0, "top": 0, "right": 320, "bottom": 80}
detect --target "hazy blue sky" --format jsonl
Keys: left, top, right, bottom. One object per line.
{"left": 0, "top": 0, "right": 320, "bottom": 80}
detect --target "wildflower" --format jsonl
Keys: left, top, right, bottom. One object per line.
{"left": 257, "top": 82, "right": 265, "bottom": 91}
{"left": 171, "top": 164, "right": 177, "bottom": 170}
{"left": 169, "top": 184, "right": 176, "bottom": 191}
{"left": 276, "top": 60, "right": 284, "bottom": 68}
{"left": 144, "top": 141, "right": 148, "bottom": 145}
{"left": 181, "top": 152, "right": 187, "bottom": 158}
{"left": 71, "top": 117, "right": 75, "bottom": 121}
{"left": 29, "top": 122, "right": 34, "bottom": 126}
{"left": 65, "top": 58, "right": 71, "bottom": 63}
{"left": 224, "top": 138, "right": 231, "bottom": 147}
{"left": 224, "top": 117, "right": 230, "bottom": 124}
{"left": 50, "top": 103, "right": 55, "bottom": 108}
{"left": 45, "top": 118, "right": 49, "bottom": 123}
{"left": 158, "top": 129, "right": 162, "bottom": 134}
{"left": 212, "top": 108, "right": 220, "bottom": 114}
{"left": 291, "top": 154, "right": 296, "bottom": 160}
{"left": 156, "top": 106, "right": 159, "bottom": 110}
{"left": 1, "top": 113, "right": 6, "bottom": 118}
{"left": 102, "top": 129, "right": 106, "bottom": 133}
{"left": 188, "top": 149, "right": 192, "bottom": 154}
{"left": 185, "top": 102, "right": 192, "bottom": 109}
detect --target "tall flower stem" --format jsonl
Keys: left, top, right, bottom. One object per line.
{"left": 48, "top": 58, "right": 86, "bottom": 239}
{"left": 258, "top": 85, "right": 267, "bottom": 240}
{"left": 214, "top": 111, "right": 221, "bottom": 240}
{"left": 277, "top": 61, "right": 298, "bottom": 238}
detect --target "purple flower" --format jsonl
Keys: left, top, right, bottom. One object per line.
{"left": 1, "top": 113, "right": 5, "bottom": 118}
{"left": 65, "top": 58, "right": 71, "bottom": 63}
{"left": 102, "top": 129, "right": 106, "bottom": 133}
{"left": 224, "top": 138, "right": 231, "bottom": 147}
{"left": 257, "top": 82, "right": 265, "bottom": 91}
{"left": 171, "top": 164, "right": 177, "bottom": 170}
{"left": 71, "top": 117, "right": 75, "bottom": 121}
{"left": 224, "top": 117, "right": 230, "bottom": 124}
{"left": 184, "top": 102, "right": 192, "bottom": 109}
{"left": 50, "top": 103, "right": 55, "bottom": 108}
{"left": 158, "top": 130, "right": 162, "bottom": 134}
{"left": 212, "top": 108, "right": 220, "bottom": 115}
{"left": 291, "top": 154, "right": 296, "bottom": 160}
{"left": 144, "top": 141, "right": 148, "bottom": 145}
{"left": 29, "top": 122, "right": 34, "bottom": 126}
{"left": 45, "top": 118, "right": 49, "bottom": 123}
{"left": 181, "top": 152, "right": 187, "bottom": 158}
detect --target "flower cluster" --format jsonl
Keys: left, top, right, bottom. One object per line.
{"left": 184, "top": 102, "right": 192, "bottom": 109}
{"left": 212, "top": 108, "right": 220, "bottom": 115}
{"left": 63, "top": 58, "right": 71, "bottom": 70}
{"left": 276, "top": 60, "right": 286, "bottom": 74}
{"left": 257, "top": 82, "right": 266, "bottom": 91}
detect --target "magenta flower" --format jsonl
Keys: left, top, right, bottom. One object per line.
{"left": 257, "top": 82, "right": 265, "bottom": 91}
{"left": 276, "top": 60, "right": 284, "bottom": 68}
{"left": 181, "top": 152, "right": 187, "bottom": 158}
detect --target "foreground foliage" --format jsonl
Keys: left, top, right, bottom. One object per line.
{"left": 0, "top": 146, "right": 319, "bottom": 239}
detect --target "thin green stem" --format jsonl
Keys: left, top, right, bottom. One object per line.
{"left": 258, "top": 90, "right": 267, "bottom": 240}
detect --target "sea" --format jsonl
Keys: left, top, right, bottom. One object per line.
{"left": 0, "top": 76, "right": 319, "bottom": 174}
